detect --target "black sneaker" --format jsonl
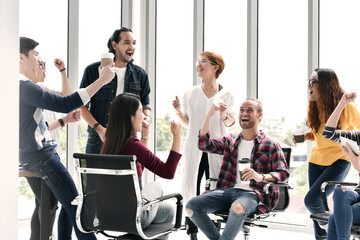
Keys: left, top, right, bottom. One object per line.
{"left": 189, "top": 233, "right": 198, "bottom": 240}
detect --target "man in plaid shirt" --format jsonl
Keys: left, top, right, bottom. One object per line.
{"left": 186, "top": 99, "right": 289, "bottom": 240}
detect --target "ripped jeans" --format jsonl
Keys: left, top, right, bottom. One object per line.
{"left": 186, "top": 188, "right": 258, "bottom": 240}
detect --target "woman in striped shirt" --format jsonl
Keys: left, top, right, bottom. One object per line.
{"left": 322, "top": 92, "right": 360, "bottom": 240}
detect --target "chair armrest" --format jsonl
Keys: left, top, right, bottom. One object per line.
{"left": 263, "top": 182, "right": 290, "bottom": 210}
{"left": 320, "top": 181, "right": 358, "bottom": 211}
{"left": 143, "top": 193, "right": 183, "bottom": 229}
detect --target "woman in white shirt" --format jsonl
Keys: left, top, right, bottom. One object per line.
{"left": 172, "top": 51, "right": 235, "bottom": 240}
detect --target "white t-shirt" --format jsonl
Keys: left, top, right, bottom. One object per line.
{"left": 114, "top": 67, "right": 126, "bottom": 96}
{"left": 234, "top": 139, "right": 255, "bottom": 191}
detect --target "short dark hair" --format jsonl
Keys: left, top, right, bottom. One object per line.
{"left": 107, "top": 27, "right": 133, "bottom": 55}
{"left": 20, "top": 37, "right": 39, "bottom": 56}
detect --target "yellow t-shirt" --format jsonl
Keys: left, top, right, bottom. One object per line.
{"left": 309, "top": 102, "right": 360, "bottom": 166}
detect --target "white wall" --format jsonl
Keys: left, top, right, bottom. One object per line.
{"left": 0, "top": 0, "right": 19, "bottom": 238}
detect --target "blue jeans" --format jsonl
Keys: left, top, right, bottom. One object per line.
{"left": 86, "top": 136, "right": 103, "bottom": 154}
{"left": 327, "top": 185, "right": 360, "bottom": 240}
{"left": 305, "top": 159, "right": 351, "bottom": 239}
{"left": 186, "top": 188, "right": 258, "bottom": 240}
{"left": 22, "top": 153, "right": 96, "bottom": 240}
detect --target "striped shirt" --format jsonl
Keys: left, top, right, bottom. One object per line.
{"left": 323, "top": 126, "right": 360, "bottom": 194}
{"left": 198, "top": 131, "right": 289, "bottom": 213}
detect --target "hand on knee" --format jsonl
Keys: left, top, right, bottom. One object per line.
{"left": 231, "top": 202, "right": 244, "bottom": 215}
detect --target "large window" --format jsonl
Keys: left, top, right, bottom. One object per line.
{"left": 77, "top": 0, "right": 121, "bottom": 153}
{"left": 320, "top": 0, "right": 360, "bottom": 182}
{"left": 319, "top": 0, "right": 360, "bottom": 107}
{"left": 155, "top": 0, "right": 194, "bottom": 194}
{"left": 204, "top": 0, "right": 247, "bottom": 107}
{"left": 258, "top": 0, "right": 308, "bottom": 226}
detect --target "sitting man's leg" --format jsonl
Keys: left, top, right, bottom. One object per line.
{"left": 186, "top": 189, "right": 230, "bottom": 240}
{"left": 220, "top": 189, "right": 258, "bottom": 240}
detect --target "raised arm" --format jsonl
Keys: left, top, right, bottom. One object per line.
{"left": 85, "top": 62, "right": 114, "bottom": 97}
{"left": 200, "top": 103, "right": 217, "bottom": 136}
{"left": 54, "top": 58, "right": 71, "bottom": 96}
{"left": 172, "top": 96, "right": 189, "bottom": 127}
{"left": 325, "top": 92, "right": 356, "bottom": 128}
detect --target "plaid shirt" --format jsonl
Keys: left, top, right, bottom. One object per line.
{"left": 198, "top": 131, "right": 289, "bottom": 213}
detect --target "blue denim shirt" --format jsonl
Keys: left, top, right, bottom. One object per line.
{"left": 80, "top": 61, "right": 151, "bottom": 137}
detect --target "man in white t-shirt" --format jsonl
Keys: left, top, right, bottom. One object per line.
{"left": 80, "top": 27, "right": 151, "bottom": 155}
{"left": 186, "top": 99, "right": 290, "bottom": 240}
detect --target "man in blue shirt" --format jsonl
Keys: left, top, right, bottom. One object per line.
{"left": 80, "top": 27, "right": 151, "bottom": 154}
{"left": 19, "top": 36, "right": 114, "bottom": 240}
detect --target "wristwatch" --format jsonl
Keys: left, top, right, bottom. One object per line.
{"left": 93, "top": 123, "right": 100, "bottom": 132}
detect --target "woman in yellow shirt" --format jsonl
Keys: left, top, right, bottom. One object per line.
{"left": 304, "top": 68, "right": 360, "bottom": 239}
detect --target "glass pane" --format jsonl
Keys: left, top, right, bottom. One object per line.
{"left": 258, "top": 0, "right": 308, "bottom": 226}
{"left": 78, "top": 0, "right": 121, "bottom": 153}
{"left": 204, "top": 0, "right": 247, "bottom": 109}
{"left": 155, "top": 0, "right": 194, "bottom": 194}
{"left": 319, "top": 0, "right": 360, "bottom": 190}
{"left": 319, "top": 0, "right": 360, "bottom": 108}
{"left": 19, "top": 0, "right": 68, "bottom": 236}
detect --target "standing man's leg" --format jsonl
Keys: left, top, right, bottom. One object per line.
{"left": 27, "top": 176, "right": 58, "bottom": 240}
{"left": 24, "top": 154, "right": 96, "bottom": 240}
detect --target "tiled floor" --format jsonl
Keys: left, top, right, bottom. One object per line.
{"left": 19, "top": 220, "right": 314, "bottom": 240}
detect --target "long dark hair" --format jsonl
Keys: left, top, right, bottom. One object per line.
{"left": 102, "top": 93, "right": 140, "bottom": 154}
{"left": 306, "top": 68, "right": 344, "bottom": 133}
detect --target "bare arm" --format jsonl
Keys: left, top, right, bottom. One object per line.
{"left": 218, "top": 102, "right": 235, "bottom": 127}
{"left": 172, "top": 96, "right": 189, "bottom": 127}
{"left": 85, "top": 62, "right": 115, "bottom": 98}
{"left": 325, "top": 92, "right": 357, "bottom": 128}
{"left": 54, "top": 58, "right": 71, "bottom": 96}
{"left": 48, "top": 109, "right": 81, "bottom": 131}
{"left": 200, "top": 104, "right": 217, "bottom": 136}
{"left": 170, "top": 121, "right": 182, "bottom": 153}
{"left": 80, "top": 106, "right": 106, "bottom": 142}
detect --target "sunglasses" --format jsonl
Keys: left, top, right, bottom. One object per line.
{"left": 38, "top": 61, "right": 46, "bottom": 70}
{"left": 196, "top": 58, "right": 217, "bottom": 66}
{"left": 308, "top": 79, "right": 319, "bottom": 88}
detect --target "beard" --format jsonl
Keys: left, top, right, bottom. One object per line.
{"left": 117, "top": 48, "right": 134, "bottom": 63}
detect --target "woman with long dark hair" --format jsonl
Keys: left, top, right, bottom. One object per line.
{"left": 102, "top": 92, "right": 182, "bottom": 235}
{"left": 304, "top": 68, "right": 360, "bottom": 239}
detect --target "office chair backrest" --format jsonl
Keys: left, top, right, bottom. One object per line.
{"left": 73, "top": 153, "right": 141, "bottom": 234}
{"left": 272, "top": 147, "right": 291, "bottom": 211}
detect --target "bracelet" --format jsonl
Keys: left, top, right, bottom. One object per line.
{"left": 93, "top": 123, "right": 100, "bottom": 132}
{"left": 141, "top": 136, "right": 148, "bottom": 140}
{"left": 261, "top": 174, "right": 266, "bottom": 182}
{"left": 58, "top": 118, "right": 65, "bottom": 127}
{"left": 59, "top": 68, "right": 66, "bottom": 72}
{"left": 222, "top": 114, "right": 229, "bottom": 122}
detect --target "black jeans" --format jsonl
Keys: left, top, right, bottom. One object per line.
{"left": 188, "top": 152, "right": 210, "bottom": 234}
{"left": 26, "top": 177, "right": 59, "bottom": 240}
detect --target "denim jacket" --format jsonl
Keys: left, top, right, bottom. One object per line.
{"left": 80, "top": 61, "right": 151, "bottom": 136}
